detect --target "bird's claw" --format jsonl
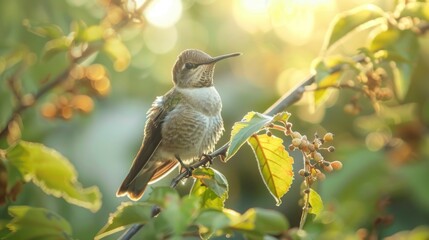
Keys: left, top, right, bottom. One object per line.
{"left": 202, "top": 154, "right": 214, "bottom": 165}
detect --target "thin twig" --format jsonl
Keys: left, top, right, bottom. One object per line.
{"left": 0, "top": 0, "right": 142, "bottom": 140}
{"left": 299, "top": 152, "right": 311, "bottom": 230}
{"left": 307, "top": 82, "right": 371, "bottom": 98}
{"left": 0, "top": 47, "right": 98, "bottom": 140}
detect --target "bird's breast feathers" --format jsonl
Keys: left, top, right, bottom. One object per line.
{"left": 175, "top": 86, "right": 222, "bottom": 116}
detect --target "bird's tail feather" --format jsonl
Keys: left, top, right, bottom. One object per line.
{"left": 116, "top": 164, "right": 156, "bottom": 201}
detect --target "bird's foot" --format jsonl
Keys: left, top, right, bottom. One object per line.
{"left": 202, "top": 154, "right": 214, "bottom": 166}
{"left": 175, "top": 155, "right": 194, "bottom": 177}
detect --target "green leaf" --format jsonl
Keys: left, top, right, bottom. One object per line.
{"left": 95, "top": 202, "right": 153, "bottom": 240}
{"left": 43, "top": 36, "right": 72, "bottom": 60}
{"left": 103, "top": 38, "right": 130, "bottom": 72}
{"left": 399, "top": 2, "right": 429, "bottom": 21}
{"left": 1, "top": 158, "right": 23, "bottom": 193}
{"left": 271, "top": 112, "right": 291, "bottom": 123}
{"left": 308, "top": 189, "right": 323, "bottom": 218}
{"left": 231, "top": 208, "right": 289, "bottom": 236}
{"left": 5, "top": 206, "right": 73, "bottom": 240}
{"left": 6, "top": 141, "right": 101, "bottom": 212}
{"left": 247, "top": 134, "right": 294, "bottom": 206}
{"left": 391, "top": 61, "right": 414, "bottom": 101}
{"left": 192, "top": 168, "right": 228, "bottom": 198}
{"left": 323, "top": 4, "right": 385, "bottom": 51}
{"left": 146, "top": 186, "right": 180, "bottom": 208}
{"left": 370, "top": 29, "right": 419, "bottom": 100}
{"left": 26, "top": 23, "right": 64, "bottom": 39}
{"left": 370, "top": 29, "right": 419, "bottom": 62}
{"left": 312, "top": 58, "right": 343, "bottom": 106}
{"left": 385, "top": 226, "right": 429, "bottom": 240}
{"left": 226, "top": 112, "right": 273, "bottom": 161}
{"left": 195, "top": 209, "right": 231, "bottom": 239}
{"left": 397, "top": 159, "right": 429, "bottom": 210}
{"left": 161, "top": 195, "right": 201, "bottom": 238}
{"left": 191, "top": 168, "right": 228, "bottom": 209}
{"left": 77, "top": 25, "right": 104, "bottom": 42}
{"left": 191, "top": 176, "right": 227, "bottom": 210}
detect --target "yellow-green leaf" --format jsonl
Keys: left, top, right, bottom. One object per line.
{"left": 323, "top": 4, "right": 385, "bottom": 51}
{"left": 247, "top": 134, "right": 294, "bottom": 206}
{"left": 191, "top": 168, "right": 228, "bottom": 210}
{"left": 6, "top": 141, "right": 101, "bottom": 212}
{"left": 312, "top": 56, "right": 352, "bottom": 106}
{"left": 370, "top": 29, "right": 419, "bottom": 100}
{"left": 95, "top": 202, "right": 153, "bottom": 240}
{"left": 226, "top": 112, "right": 273, "bottom": 161}
{"left": 314, "top": 71, "right": 342, "bottom": 106}
{"left": 103, "top": 38, "right": 130, "bottom": 72}
{"left": 399, "top": 2, "right": 429, "bottom": 21}
{"left": 391, "top": 61, "right": 413, "bottom": 101}
{"left": 77, "top": 25, "right": 104, "bottom": 42}
{"left": 231, "top": 208, "right": 289, "bottom": 236}
{"left": 26, "top": 23, "right": 64, "bottom": 39}
{"left": 370, "top": 29, "right": 419, "bottom": 62}
{"left": 272, "top": 111, "right": 291, "bottom": 123}
{"left": 191, "top": 179, "right": 226, "bottom": 210}
{"left": 195, "top": 209, "right": 231, "bottom": 239}
{"left": 43, "top": 36, "right": 72, "bottom": 60}
{"left": 5, "top": 206, "right": 73, "bottom": 240}
{"left": 308, "top": 189, "right": 323, "bottom": 218}
{"left": 192, "top": 168, "right": 228, "bottom": 198}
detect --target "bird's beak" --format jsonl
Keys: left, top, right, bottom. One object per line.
{"left": 199, "top": 52, "right": 242, "bottom": 66}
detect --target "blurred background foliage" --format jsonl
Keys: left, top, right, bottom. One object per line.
{"left": 1, "top": 0, "right": 429, "bottom": 239}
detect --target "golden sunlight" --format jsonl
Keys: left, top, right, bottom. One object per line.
{"left": 130, "top": 0, "right": 182, "bottom": 28}
{"left": 233, "top": 0, "right": 335, "bottom": 45}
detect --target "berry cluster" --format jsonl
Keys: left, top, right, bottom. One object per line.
{"left": 284, "top": 122, "right": 342, "bottom": 185}
{"left": 344, "top": 67, "right": 393, "bottom": 115}
{"left": 40, "top": 64, "right": 110, "bottom": 120}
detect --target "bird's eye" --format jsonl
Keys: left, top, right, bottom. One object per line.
{"left": 185, "top": 62, "right": 196, "bottom": 69}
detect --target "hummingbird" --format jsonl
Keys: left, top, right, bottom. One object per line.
{"left": 117, "top": 49, "right": 240, "bottom": 200}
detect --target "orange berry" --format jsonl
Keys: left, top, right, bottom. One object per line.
{"left": 323, "top": 133, "right": 334, "bottom": 142}
{"left": 323, "top": 163, "right": 333, "bottom": 172}
{"left": 316, "top": 171, "right": 326, "bottom": 181}
{"left": 331, "top": 161, "right": 343, "bottom": 170}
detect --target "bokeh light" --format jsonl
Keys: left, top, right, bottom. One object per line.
{"left": 143, "top": 25, "right": 178, "bottom": 54}
{"left": 143, "top": 0, "right": 183, "bottom": 28}
{"left": 232, "top": 0, "right": 271, "bottom": 33}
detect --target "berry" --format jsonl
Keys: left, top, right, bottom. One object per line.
{"left": 323, "top": 133, "right": 334, "bottom": 142}
{"left": 292, "top": 138, "right": 302, "bottom": 147}
{"left": 316, "top": 171, "right": 326, "bottom": 181}
{"left": 323, "top": 163, "right": 333, "bottom": 172}
{"left": 292, "top": 131, "right": 302, "bottom": 139}
{"left": 313, "top": 152, "right": 323, "bottom": 162}
{"left": 331, "top": 161, "right": 343, "bottom": 170}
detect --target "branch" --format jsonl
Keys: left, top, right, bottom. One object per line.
{"left": 0, "top": 47, "right": 98, "bottom": 140}
{"left": 0, "top": 0, "right": 154, "bottom": 141}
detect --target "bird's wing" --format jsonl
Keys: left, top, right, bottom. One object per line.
{"left": 116, "top": 89, "right": 181, "bottom": 199}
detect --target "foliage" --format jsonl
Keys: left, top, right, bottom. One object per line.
{"left": 4, "top": 206, "right": 73, "bottom": 240}
{"left": 2, "top": 141, "right": 101, "bottom": 211}
{"left": 1, "top": 0, "right": 429, "bottom": 240}
{"left": 96, "top": 187, "right": 289, "bottom": 240}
